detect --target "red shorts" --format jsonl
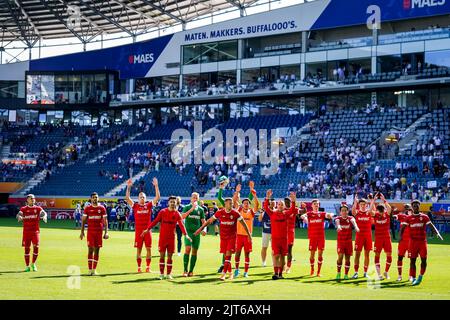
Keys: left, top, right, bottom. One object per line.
{"left": 159, "top": 238, "right": 175, "bottom": 254}
{"left": 354, "top": 234, "right": 372, "bottom": 252}
{"left": 135, "top": 230, "right": 152, "bottom": 248}
{"left": 87, "top": 232, "right": 103, "bottom": 248}
{"left": 272, "top": 237, "right": 288, "bottom": 256}
{"left": 374, "top": 236, "right": 392, "bottom": 254}
{"left": 337, "top": 240, "right": 353, "bottom": 256}
{"left": 287, "top": 229, "right": 295, "bottom": 246}
{"left": 397, "top": 238, "right": 410, "bottom": 257}
{"left": 236, "top": 234, "right": 252, "bottom": 253}
{"left": 22, "top": 232, "right": 39, "bottom": 247}
{"left": 309, "top": 237, "right": 325, "bottom": 251}
{"left": 220, "top": 237, "right": 236, "bottom": 254}
{"left": 408, "top": 240, "right": 427, "bottom": 259}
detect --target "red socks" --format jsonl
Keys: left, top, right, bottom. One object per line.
{"left": 32, "top": 246, "right": 39, "bottom": 263}
{"left": 93, "top": 254, "right": 99, "bottom": 269}
{"left": 310, "top": 258, "right": 315, "bottom": 272}
{"left": 354, "top": 264, "right": 359, "bottom": 272}
{"left": 385, "top": 256, "right": 392, "bottom": 272}
{"left": 397, "top": 259, "right": 403, "bottom": 275}
{"left": 344, "top": 261, "right": 350, "bottom": 275}
{"left": 244, "top": 257, "right": 250, "bottom": 273}
{"left": 337, "top": 261, "right": 342, "bottom": 273}
{"left": 146, "top": 258, "right": 151, "bottom": 267}
{"left": 88, "top": 253, "right": 94, "bottom": 270}
{"left": 235, "top": 256, "right": 240, "bottom": 270}
{"left": 224, "top": 256, "right": 231, "bottom": 273}
{"left": 364, "top": 265, "right": 368, "bottom": 273}
{"left": 159, "top": 258, "right": 165, "bottom": 274}
{"left": 137, "top": 257, "right": 142, "bottom": 267}
{"left": 317, "top": 257, "right": 323, "bottom": 274}
{"left": 375, "top": 256, "right": 381, "bottom": 273}
{"left": 410, "top": 266, "right": 416, "bottom": 278}
{"left": 167, "top": 259, "right": 173, "bottom": 275}
{"left": 24, "top": 247, "right": 31, "bottom": 266}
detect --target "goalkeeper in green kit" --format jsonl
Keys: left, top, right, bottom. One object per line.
{"left": 182, "top": 192, "right": 207, "bottom": 277}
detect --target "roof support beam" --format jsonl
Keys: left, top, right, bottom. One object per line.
{"left": 139, "top": 0, "right": 186, "bottom": 25}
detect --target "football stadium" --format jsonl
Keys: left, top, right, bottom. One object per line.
{"left": 0, "top": 0, "right": 450, "bottom": 302}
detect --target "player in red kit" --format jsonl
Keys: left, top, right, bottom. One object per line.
{"left": 142, "top": 196, "right": 190, "bottom": 280}
{"left": 334, "top": 204, "right": 359, "bottom": 280}
{"left": 394, "top": 203, "right": 413, "bottom": 281}
{"left": 125, "top": 177, "right": 160, "bottom": 273}
{"left": 263, "top": 190, "right": 297, "bottom": 280}
{"left": 300, "top": 199, "right": 334, "bottom": 277}
{"left": 80, "top": 192, "right": 109, "bottom": 276}
{"left": 400, "top": 200, "right": 443, "bottom": 286}
{"left": 351, "top": 195, "right": 373, "bottom": 279}
{"left": 195, "top": 197, "right": 252, "bottom": 281}
{"left": 16, "top": 194, "right": 48, "bottom": 272}
{"left": 370, "top": 193, "right": 393, "bottom": 280}
{"left": 284, "top": 197, "right": 305, "bottom": 274}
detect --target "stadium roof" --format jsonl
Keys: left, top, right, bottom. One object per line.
{"left": 0, "top": 0, "right": 258, "bottom": 46}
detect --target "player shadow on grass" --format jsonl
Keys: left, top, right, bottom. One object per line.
{"left": 111, "top": 277, "right": 166, "bottom": 284}
{"left": 172, "top": 272, "right": 275, "bottom": 285}
{"left": 0, "top": 270, "right": 27, "bottom": 275}
{"left": 31, "top": 272, "right": 137, "bottom": 279}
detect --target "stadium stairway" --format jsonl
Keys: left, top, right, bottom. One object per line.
{"left": 397, "top": 113, "right": 433, "bottom": 157}
{"left": 16, "top": 169, "right": 49, "bottom": 196}
{"left": 86, "top": 130, "right": 145, "bottom": 164}
{"left": 104, "top": 169, "right": 147, "bottom": 196}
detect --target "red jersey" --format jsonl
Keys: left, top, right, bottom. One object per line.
{"left": 133, "top": 202, "right": 153, "bottom": 231}
{"left": 354, "top": 210, "right": 372, "bottom": 238}
{"left": 214, "top": 208, "right": 242, "bottom": 240}
{"left": 396, "top": 213, "right": 411, "bottom": 240}
{"left": 147, "top": 208, "right": 186, "bottom": 240}
{"left": 306, "top": 211, "right": 327, "bottom": 239}
{"left": 287, "top": 207, "right": 300, "bottom": 231}
{"left": 83, "top": 205, "right": 107, "bottom": 233}
{"left": 374, "top": 211, "right": 391, "bottom": 239}
{"left": 20, "top": 205, "right": 43, "bottom": 233}
{"left": 335, "top": 216, "right": 354, "bottom": 242}
{"left": 403, "top": 213, "right": 430, "bottom": 241}
{"left": 263, "top": 199, "right": 297, "bottom": 238}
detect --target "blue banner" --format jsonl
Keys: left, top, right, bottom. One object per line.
{"left": 312, "top": 0, "right": 450, "bottom": 30}
{"left": 432, "top": 203, "right": 450, "bottom": 212}
{"left": 30, "top": 34, "right": 173, "bottom": 79}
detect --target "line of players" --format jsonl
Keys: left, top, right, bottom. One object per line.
{"left": 16, "top": 176, "right": 444, "bottom": 286}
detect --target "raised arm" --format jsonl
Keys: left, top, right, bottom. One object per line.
{"left": 152, "top": 177, "right": 160, "bottom": 205}
{"left": 350, "top": 216, "right": 360, "bottom": 232}
{"left": 379, "top": 193, "right": 392, "bottom": 215}
{"left": 263, "top": 189, "right": 274, "bottom": 217}
{"left": 125, "top": 179, "right": 134, "bottom": 207}
{"left": 232, "top": 184, "right": 241, "bottom": 209}
{"left": 217, "top": 186, "right": 225, "bottom": 207}
{"left": 352, "top": 194, "right": 358, "bottom": 216}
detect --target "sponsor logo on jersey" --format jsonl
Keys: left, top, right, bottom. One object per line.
{"left": 221, "top": 221, "right": 236, "bottom": 225}
{"left": 410, "top": 223, "right": 424, "bottom": 228}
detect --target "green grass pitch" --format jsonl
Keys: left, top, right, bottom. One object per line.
{"left": 1, "top": 218, "right": 449, "bottom": 300}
